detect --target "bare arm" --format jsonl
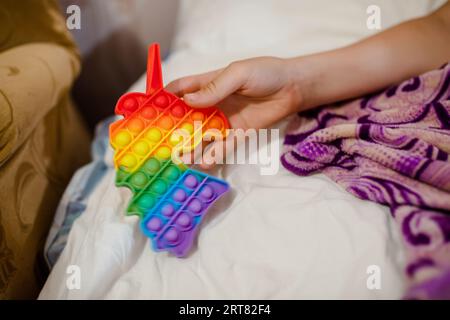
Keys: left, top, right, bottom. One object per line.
{"left": 296, "top": 2, "right": 450, "bottom": 109}
{"left": 167, "top": 2, "right": 450, "bottom": 131}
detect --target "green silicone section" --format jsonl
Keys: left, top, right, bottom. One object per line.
{"left": 121, "top": 156, "right": 187, "bottom": 218}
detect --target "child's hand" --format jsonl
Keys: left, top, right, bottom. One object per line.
{"left": 166, "top": 57, "right": 304, "bottom": 130}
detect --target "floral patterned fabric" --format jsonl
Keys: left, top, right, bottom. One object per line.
{"left": 282, "top": 63, "right": 450, "bottom": 299}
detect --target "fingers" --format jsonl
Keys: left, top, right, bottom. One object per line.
{"left": 179, "top": 135, "right": 230, "bottom": 171}
{"left": 166, "top": 62, "right": 248, "bottom": 108}
{"left": 184, "top": 62, "right": 247, "bottom": 107}
{"left": 198, "top": 134, "right": 237, "bottom": 170}
{"left": 165, "top": 69, "right": 221, "bottom": 97}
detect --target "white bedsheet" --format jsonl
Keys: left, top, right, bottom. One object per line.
{"left": 39, "top": 0, "right": 443, "bottom": 299}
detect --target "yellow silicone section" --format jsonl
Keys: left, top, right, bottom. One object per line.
{"left": 111, "top": 98, "right": 228, "bottom": 174}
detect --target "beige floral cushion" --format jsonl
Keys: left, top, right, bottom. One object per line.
{"left": 0, "top": 0, "right": 90, "bottom": 299}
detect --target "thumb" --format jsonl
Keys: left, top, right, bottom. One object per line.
{"left": 183, "top": 62, "right": 246, "bottom": 107}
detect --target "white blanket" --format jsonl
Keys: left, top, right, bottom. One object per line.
{"left": 39, "top": 0, "right": 443, "bottom": 299}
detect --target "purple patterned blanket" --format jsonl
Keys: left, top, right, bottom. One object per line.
{"left": 282, "top": 63, "right": 450, "bottom": 299}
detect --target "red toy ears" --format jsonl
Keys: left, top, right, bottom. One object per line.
{"left": 146, "top": 43, "right": 163, "bottom": 95}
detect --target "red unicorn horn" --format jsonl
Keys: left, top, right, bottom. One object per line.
{"left": 146, "top": 43, "right": 163, "bottom": 95}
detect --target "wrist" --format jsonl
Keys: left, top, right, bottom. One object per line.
{"left": 285, "top": 55, "right": 321, "bottom": 113}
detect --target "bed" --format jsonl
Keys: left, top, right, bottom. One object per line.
{"left": 39, "top": 0, "right": 444, "bottom": 299}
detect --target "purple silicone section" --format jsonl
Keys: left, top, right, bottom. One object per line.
{"left": 157, "top": 178, "right": 229, "bottom": 257}
{"left": 140, "top": 169, "right": 229, "bottom": 257}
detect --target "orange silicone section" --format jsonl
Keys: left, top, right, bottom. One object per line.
{"left": 110, "top": 89, "right": 229, "bottom": 174}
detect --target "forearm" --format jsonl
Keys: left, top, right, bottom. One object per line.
{"left": 291, "top": 3, "right": 450, "bottom": 111}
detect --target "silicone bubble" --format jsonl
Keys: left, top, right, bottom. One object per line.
{"left": 187, "top": 198, "right": 202, "bottom": 214}
{"left": 183, "top": 174, "right": 198, "bottom": 189}
{"left": 191, "top": 111, "right": 205, "bottom": 122}
{"left": 137, "top": 193, "right": 155, "bottom": 210}
{"left": 143, "top": 158, "right": 160, "bottom": 175}
{"left": 130, "top": 171, "right": 148, "bottom": 189}
{"left": 199, "top": 185, "right": 215, "bottom": 200}
{"left": 146, "top": 128, "right": 162, "bottom": 142}
{"left": 156, "top": 145, "right": 171, "bottom": 159}
{"left": 168, "top": 133, "right": 182, "bottom": 146}
{"left": 123, "top": 97, "right": 138, "bottom": 112}
{"left": 181, "top": 122, "right": 194, "bottom": 134}
{"left": 154, "top": 94, "right": 170, "bottom": 108}
{"left": 133, "top": 140, "right": 151, "bottom": 156}
{"left": 176, "top": 212, "right": 193, "bottom": 229}
{"left": 162, "top": 166, "right": 181, "bottom": 181}
{"left": 110, "top": 43, "right": 230, "bottom": 257}
{"left": 164, "top": 227, "right": 180, "bottom": 243}
{"left": 171, "top": 104, "right": 185, "bottom": 118}
{"left": 151, "top": 180, "right": 167, "bottom": 195}
{"left": 128, "top": 118, "right": 145, "bottom": 133}
{"left": 115, "top": 130, "right": 132, "bottom": 147}
{"left": 172, "top": 188, "right": 187, "bottom": 202}
{"left": 157, "top": 115, "right": 173, "bottom": 130}
{"left": 120, "top": 154, "right": 137, "bottom": 169}
{"left": 207, "top": 116, "right": 223, "bottom": 130}
{"left": 141, "top": 106, "right": 157, "bottom": 119}
{"left": 116, "top": 168, "right": 128, "bottom": 182}
{"left": 161, "top": 202, "right": 175, "bottom": 217}
{"left": 147, "top": 216, "right": 163, "bottom": 231}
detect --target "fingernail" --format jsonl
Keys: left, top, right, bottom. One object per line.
{"left": 184, "top": 93, "right": 197, "bottom": 102}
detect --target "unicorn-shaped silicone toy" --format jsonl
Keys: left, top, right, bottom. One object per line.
{"left": 109, "top": 43, "right": 230, "bottom": 257}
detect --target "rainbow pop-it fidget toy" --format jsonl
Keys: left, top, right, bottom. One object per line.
{"left": 109, "top": 43, "right": 230, "bottom": 257}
